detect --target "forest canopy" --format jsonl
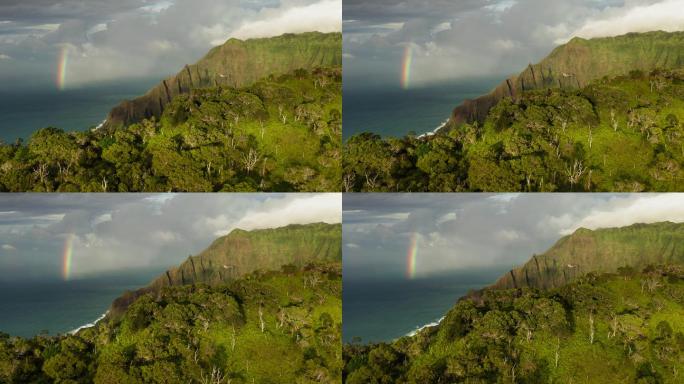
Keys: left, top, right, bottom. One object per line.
{"left": 344, "top": 264, "right": 684, "bottom": 384}
{"left": 0, "top": 67, "right": 341, "bottom": 192}
{"left": 343, "top": 69, "right": 684, "bottom": 192}
{"left": 0, "top": 262, "right": 342, "bottom": 384}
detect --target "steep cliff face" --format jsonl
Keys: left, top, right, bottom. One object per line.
{"left": 110, "top": 222, "right": 341, "bottom": 316}
{"left": 449, "top": 30, "right": 684, "bottom": 127}
{"left": 490, "top": 221, "right": 684, "bottom": 291}
{"left": 149, "top": 222, "right": 342, "bottom": 288}
{"left": 104, "top": 32, "right": 342, "bottom": 129}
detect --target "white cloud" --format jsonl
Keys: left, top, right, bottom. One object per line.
{"left": 496, "top": 229, "right": 523, "bottom": 242}
{"left": 345, "top": 243, "right": 360, "bottom": 248}
{"left": 561, "top": 0, "right": 684, "bottom": 43}
{"left": 227, "top": 194, "right": 342, "bottom": 235}
{"left": 0, "top": 54, "right": 10, "bottom": 60}
{"left": 151, "top": 230, "right": 178, "bottom": 243}
{"left": 92, "top": 213, "right": 112, "bottom": 226}
{"left": 230, "top": 0, "right": 341, "bottom": 41}
{"left": 560, "top": 194, "right": 684, "bottom": 235}
{"left": 430, "top": 22, "right": 452, "bottom": 36}
{"left": 376, "top": 212, "right": 410, "bottom": 221}
{"left": 436, "top": 212, "right": 457, "bottom": 225}
{"left": 488, "top": 193, "right": 521, "bottom": 203}
{"left": 2, "top": 244, "right": 16, "bottom": 251}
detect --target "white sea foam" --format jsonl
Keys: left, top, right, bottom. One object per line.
{"left": 69, "top": 311, "right": 108, "bottom": 335}
{"left": 93, "top": 119, "right": 107, "bottom": 131}
{"left": 406, "top": 316, "right": 445, "bottom": 337}
{"left": 417, "top": 118, "right": 450, "bottom": 139}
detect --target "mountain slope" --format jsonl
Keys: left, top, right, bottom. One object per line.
{"left": 110, "top": 223, "right": 341, "bottom": 316}
{"left": 151, "top": 222, "right": 342, "bottom": 288}
{"left": 105, "top": 32, "right": 342, "bottom": 129}
{"left": 449, "top": 30, "right": 684, "bottom": 127}
{"left": 490, "top": 222, "right": 684, "bottom": 291}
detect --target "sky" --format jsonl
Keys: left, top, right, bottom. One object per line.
{"left": 344, "top": 193, "right": 684, "bottom": 281}
{"left": 0, "top": 193, "right": 341, "bottom": 282}
{"left": 343, "top": 0, "right": 684, "bottom": 89}
{"left": 0, "top": 0, "right": 341, "bottom": 89}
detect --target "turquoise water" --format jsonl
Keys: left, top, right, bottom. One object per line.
{"left": 0, "top": 79, "right": 160, "bottom": 142}
{"left": 342, "top": 268, "right": 508, "bottom": 343}
{"left": 0, "top": 268, "right": 162, "bottom": 338}
{"left": 342, "top": 78, "right": 500, "bottom": 140}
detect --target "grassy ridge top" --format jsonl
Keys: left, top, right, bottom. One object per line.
{"left": 106, "top": 32, "right": 342, "bottom": 129}
{"left": 110, "top": 223, "right": 341, "bottom": 317}
{"left": 152, "top": 222, "right": 342, "bottom": 288}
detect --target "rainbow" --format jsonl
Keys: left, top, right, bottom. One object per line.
{"left": 406, "top": 233, "right": 418, "bottom": 279}
{"left": 62, "top": 234, "right": 75, "bottom": 280}
{"left": 56, "top": 46, "right": 69, "bottom": 90}
{"left": 401, "top": 44, "right": 413, "bottom": 90}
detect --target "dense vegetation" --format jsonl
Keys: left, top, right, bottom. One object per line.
{"left": 344, "top": 69, "right": 684, "bottom": 192}
{"left": 0, "top": 67, "right": 341, "bottom": 192}
{"left": 0, "top": 262, "right": 342, "bottom": 384}
{"left": 344, "top": 264, "right": 684, "bottom": 383}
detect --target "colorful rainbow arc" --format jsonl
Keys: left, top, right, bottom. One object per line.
{"left": 62, "top": 234, "right": 75, "bottom": 281}
{"left": 56, "top": 46, "right": 69, "bottom": 90}
{"left": 401, "top": 44, "right": 413, "bottom": 90}
{"left": 406, "top": 233, "right": 418, "bottom": 279}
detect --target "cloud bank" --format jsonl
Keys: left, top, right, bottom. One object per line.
{"left": 344, "top": 0, "right": 684, "bottom": 88}
{"left": 0, "top": 193, "right": 341, "bottom": 281}
{"left": 344, "top": 194, "right": 684, "bottom": 281}
{"left": 565, "top": 0, "right": 684, "bottom": 43}
{"left": 0, "top": 0, "right": 341, "bottom": 88}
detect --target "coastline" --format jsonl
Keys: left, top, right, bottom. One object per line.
{"left": 417, "top": 118, "right": 449, "bottom": 139}
{"left": 69, "top": 311, "right": 108, "bottom": 335}
{"left": 405, "top": 316, "right": 445, "bottom": 338}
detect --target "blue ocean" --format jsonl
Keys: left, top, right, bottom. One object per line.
{"left": 342, "top": 78, "right": 500, "bottom": 140}
{"left": 0, "top": 79, "right": 160, "bottom": 143}
{"left": 342, "top": 268, "right": 509, "bottom": 343}
{"left": 0, "top": 268, "right": 162, "bottom": 338}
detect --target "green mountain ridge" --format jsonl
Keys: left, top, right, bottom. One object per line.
{"left": 449, "top": 30, "right": 684, "bottom": 127}
{"left": 105, "top": 32, "right": 342, "bottom": 129}
{"left": 110, "top": 222, "right": 341, "bottom": 317}
{"left": 489, "top": 221, "right": 684, "bottom": 291}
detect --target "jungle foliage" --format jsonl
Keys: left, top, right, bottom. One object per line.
{"left": 0, "top": 263, "right": 342, "bottom": 384}
{"left": 344, "top": 264, "right": 684, "bottom": 384}
{"left": 0, "top": 67, "right": 341, "bottom": 192}
{"left": 344, "top": 69, "right": 684, "bottom": 192}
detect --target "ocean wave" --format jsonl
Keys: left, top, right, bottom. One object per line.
{"left": 93, "top": 119, "right": 107, "bottom": 131}
{"left": 417, "top": 118, "right": 450, "bottom": 139}
{"left": 406, "top": 316, "right": 445, "bottom": 337}
{"left": 69, "top": 311, "right": 108, "bottom": 335}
